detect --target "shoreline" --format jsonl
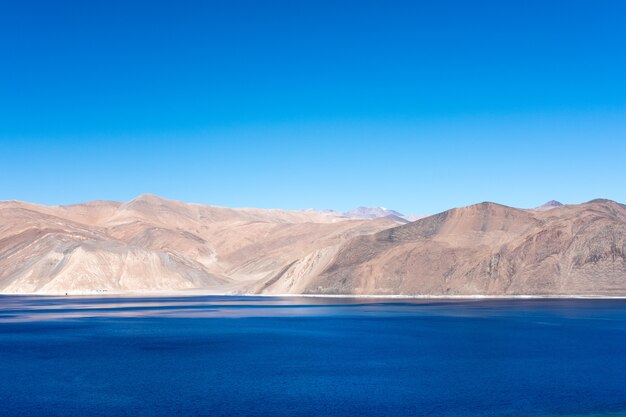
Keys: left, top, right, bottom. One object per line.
{"left": 2, "top": 290, "right": 626, "bottom": 299}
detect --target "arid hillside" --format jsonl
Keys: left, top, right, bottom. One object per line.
{"left": 1, "top": 196, "right": 625, "bottom": 296}
{"left": 283, "top": 200, "right": 626, "bottom": 296}
{"left": 0, "top": 195, "right": 394, "bottom": 294}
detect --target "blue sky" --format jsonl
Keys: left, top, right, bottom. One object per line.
{"left": 1, "top": 0, "right": 625, "bottom": 214}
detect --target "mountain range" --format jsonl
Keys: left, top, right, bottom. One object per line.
{"left": 306, "top": 206, "right": 424, "bottom": 223}
{"left": 1, "top": 195, "right": 625, "bottom": 296}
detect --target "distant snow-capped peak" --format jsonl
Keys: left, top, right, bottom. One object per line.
{"left": 307, "top": 206, "right": 426, "bottom": 223}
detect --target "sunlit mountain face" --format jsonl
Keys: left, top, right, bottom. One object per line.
{"left": 2, "top": 196, "right": 626, "bottom": 297}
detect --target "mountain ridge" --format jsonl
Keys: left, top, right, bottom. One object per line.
{"left": 1, "top": 196, "right": 625, "bottom": 296}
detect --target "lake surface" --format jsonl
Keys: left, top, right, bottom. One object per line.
{"left": 1, "top": 296, "right": 625, "bottom": 417}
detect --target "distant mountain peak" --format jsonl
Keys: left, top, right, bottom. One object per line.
{"left": 535, "top": 200, "right": 564, "bottom": 211}
{"left": 307, "top": 206, "right": 427, "bottom": 223}
{"left": 586, "top": 198, "right": 614, "bottom": 204}
{"left": 131, "top": 193, "right": 168, "bottom": 203}
{"left": 344, "top": 206, "right": 405, "bottom": 220}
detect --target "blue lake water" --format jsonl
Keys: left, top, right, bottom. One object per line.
{"left": 1, "top": 296, "right": 625, "bottom": 417}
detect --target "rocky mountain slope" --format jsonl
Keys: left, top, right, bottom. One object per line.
{"left": 280, "top": 200, "right": 626, "bottom": 296}
{"left": 1, "top": 196, "right": 625, "bottom": 296}
{"left": 0, "top": 195, "right": 394, "bottom": 294}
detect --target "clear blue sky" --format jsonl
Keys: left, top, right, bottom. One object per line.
{"left": 1, "top": 0, "right": 625, "bottom": 214}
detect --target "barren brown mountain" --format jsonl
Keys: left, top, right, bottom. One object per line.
{"left": 0, "top": 195, "right": 394, "bottom": 294}
{"left": 287, "top": 200, "right": 626, "bottom": 296}
{"left": 1, "top": 195, "right": 625, "bottom": 295}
